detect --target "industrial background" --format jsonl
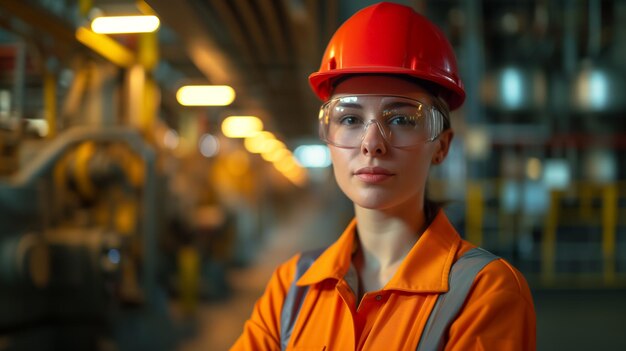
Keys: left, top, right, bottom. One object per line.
{"left": 0, "top": 0, "right": 624, "bottom": 350}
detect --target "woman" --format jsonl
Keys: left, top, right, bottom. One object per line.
{"left": 232, "top": 2, "right": 536, "bottom": 350}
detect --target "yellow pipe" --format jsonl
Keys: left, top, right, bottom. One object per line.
{"left": 141, "top": 76, "right": 158, "bottom": 133}
{"left": 579, "top": 183, "right": 593, "bottom": 220}
{"left": 74, "top": 142, "right": 97, "bottom": 200}
{"left": 79, "top": 0, "right": 92, "bottom": 16}
{"left": 75, "top": 27, "right": 135, "bottom": 68}
{"left": 43, "top": 69, "right": 56, "bottom": 138}
{"left": 139, "top": 30, "right": 159, "bottom": 133}
{"left": 178, "top": 245, "right": 200, "bottom": 316}
{"left": 602, "top": 184, "right": 617, "bottom": 284}
{"left": 138, "top": 31, "right": 159, "bottom": 71}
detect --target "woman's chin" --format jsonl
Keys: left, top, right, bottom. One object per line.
{"left": 349, "top": 193, "right": 400, "bottom": 211}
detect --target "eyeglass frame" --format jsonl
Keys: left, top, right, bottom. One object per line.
{"left": 317, "top": 94, "right": 450, "bottom": 149}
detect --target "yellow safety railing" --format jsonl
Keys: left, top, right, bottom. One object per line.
{"left": 602, "top": 184, "right": 617, "bottom": 284}
{"left": 437, "top": 179, "right": 626, "bottom": 288}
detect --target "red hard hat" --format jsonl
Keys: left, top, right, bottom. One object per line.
{"left": 308, "top": 2, "right": 465, "bottom": 110}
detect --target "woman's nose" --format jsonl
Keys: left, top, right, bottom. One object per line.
{"left": 360, "top": 122, "right": 387, "bottom": 156}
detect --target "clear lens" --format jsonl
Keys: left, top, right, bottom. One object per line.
{"left": 319, "top": 95, "right": 443, "bottom": 148}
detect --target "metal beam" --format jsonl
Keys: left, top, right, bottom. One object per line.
{"left": 146, "top": 0, "right": 242, "bottom": 86}
{"left": 0, "top": 0, "right": 136, "bottom": 68}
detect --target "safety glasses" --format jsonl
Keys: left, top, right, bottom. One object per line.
{"left": 318, "top": 95, "right": 445, "bottom": 148}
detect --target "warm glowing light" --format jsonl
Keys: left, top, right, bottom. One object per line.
{"left": 176, "top": 85, "right": 235, "bottom": 106}
{"left": 526, "top": 157, "right": 542, "bottom": 180}
{"left": 259, "top": 139, "right": 286, "bottom": 154}
{"left": 274, "top": 156, "right": 300, "bottom": 174}
{"left": 262, "top": 148, "right": 290, "bottom": 162}
{"left": 465, "top": 127, "right": 491, "bottom": 161}
{"left": 221, "top": 116, "right": 263, "bottom": 138}
{"left": 226, "top": 150, "right": 250, "bottom": 176}
{"left": 244, "top": 132, "right": 275, "bottom": 153}
{"left": 91, "top": 15, "right": 160, "bottom": 34}
{"left": 26, "top": 119, "right": 49, "bottom": 137}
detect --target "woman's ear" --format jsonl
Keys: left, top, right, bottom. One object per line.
{"left": 432, "top": 129, "right": 454, "bottom": 164}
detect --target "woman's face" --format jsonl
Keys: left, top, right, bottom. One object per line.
{"left": 327, "top": 75, "right": 453, "bottom": 212}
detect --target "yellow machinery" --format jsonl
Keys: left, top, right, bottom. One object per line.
{"left": 0, "top": 127, "right": 178, "bottom": 350}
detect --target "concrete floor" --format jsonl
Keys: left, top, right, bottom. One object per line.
{"left": 534, "top": 289, "right": 626, "bottom": 350}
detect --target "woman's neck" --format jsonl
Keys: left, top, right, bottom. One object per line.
{"left": 353, "top": 202, "right": 427, "bottom": 270}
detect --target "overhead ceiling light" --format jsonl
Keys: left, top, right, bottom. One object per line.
{"left": 91, "top": 15, "right": 160, "bottom": 34}
{"left": 176, "top": 85, "right": 235, "bottom": 106}
{"left": 221, "top": 116, "right": 263, "bottom": 138}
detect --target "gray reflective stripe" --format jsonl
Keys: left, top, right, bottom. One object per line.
{"left": 416, "top": 247, "right": 498, "bottom": 351}
{"left": 280, "top": 248, "right": 325, "bottom": 351}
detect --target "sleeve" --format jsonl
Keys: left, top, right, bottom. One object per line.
{"left": 229, "top": 254, "right": 300, "bottom": 351}
{"left": 445, "top": 258, "right": 537, "bottom": 351}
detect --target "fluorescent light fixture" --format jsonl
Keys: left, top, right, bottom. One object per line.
{"left": 91, "top": 15, "right": 160, "bottom": 34}
{"left": 221, "top": 116, "right": 263, "bottom": 138}
{"left": 176, "top": 85, "right": 235, "bottom": 106}
{"left": 294, "top": 145, "right": 331, "bottom": 168}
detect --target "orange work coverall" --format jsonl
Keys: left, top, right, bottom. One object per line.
{"left": 231, "top": 211, "right": 536, "bottom": 350}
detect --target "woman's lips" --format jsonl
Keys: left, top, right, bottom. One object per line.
{"left": 354, "top": 167, "right": 394, "bottom": 183}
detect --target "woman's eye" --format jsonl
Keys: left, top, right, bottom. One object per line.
{"left": 389, "top": 115, "right": 416, "bottom": 126}
{"left": 339, "top": 115, "right": 361, "bottom": 125}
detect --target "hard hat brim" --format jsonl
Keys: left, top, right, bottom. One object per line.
{"left": 309, "top": 66, "right": 466, "bottom": 111}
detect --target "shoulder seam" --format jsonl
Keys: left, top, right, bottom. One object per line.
{"left": 491, "top": 258, "right": 533, "bottom": 306}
